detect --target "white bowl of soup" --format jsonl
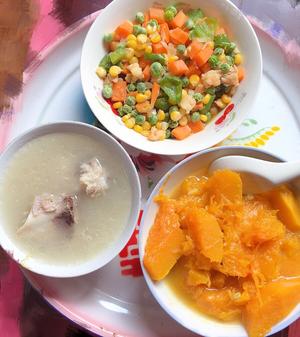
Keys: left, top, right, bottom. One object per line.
{"left": 0, "top": 122, "right": 141, "bottom": 277}
{"left": 139, "top": 147, "right": 300, "bottom": 337}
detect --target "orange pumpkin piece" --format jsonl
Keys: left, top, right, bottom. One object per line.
{"left": 185, "top": 208, "right": 223, "bottom": 263}
{"left": 267, "top": 185, "right": 300, "bottom": 231}
{"left": 143, "top": 200, "right": 185, "bottom": 281}
{"left": 206, "top": 169, "right": 243, "bottom": 203}
{"left": 243, "top": 277, "right": 300, "bottom": 337}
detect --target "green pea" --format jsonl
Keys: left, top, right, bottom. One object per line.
{"left": 164, "top": 112, "right": 170, "bottom": 121}
{"left": 214, "top": 47, "right": 223, "bottom": 56}
{"left": 181, "top": 76, "right": 189, "bottom": 88}
{"left": 136, "top": 82, "right": 147, "bottom": 93}
{"left": 169, "top": 105, "right": 179, "bottom": 113}
{"left": 225, "top": 42, "right": 236, "bottom": 54}
{"left": 185, "top": 18, "right": 194, "bottom": 30}
{"left": 155, "top": 97, "right": 170, "bottom": 111}
{"left": 135, "top": 12, "right": 145, "bottom": 24}
{"left": 135, "top": 114, "right": 146, "bottom": 125}
{"left": 118, "top": 107, "right": 125, "bottom": 116}
{"left": 191, "top": 112, "right": 200, "bottom": 122}
{"left": 164, "top": 9, "right": 175, "bottom": 21}
{"left": 127, "top": 83, "right": 136, "bottom": 92}
{"left": 208, "top": 55, "right": 219, "bottom": 69}
{"left": 220, "top": 63, "right": 230, "bottom": 73}
{"left": 130, "top": 110, "right": 138, "bottom": 118}
{"left": 148, "top": 19, "right": 159, "bottom": 28}
{"left": 133, "top": 25, "right": 146, "bottom": 36}
{"left": 177, "top": 44, "right": 186, "bottom": 55}
{"left": 122, "top": 104, "right": 132, "bottom": 114}
{"left": 226, "top": 55, "right": 234, "bottom": 66}
{"left": 169, "top": 120, "right": 178, "bottom": 128}
{"left": 166, "top": 5, "right": 177, "bottom": 15}
{"left": 193, "top": 93, "right": 203, "bottom": 103}
{"left": 103, "top": 33, "right": 113, "bottom": 44}
{"left": 125, "top": 96, "right": 136, "bottom": 106}
{"left": 165, "top": 129, "right": 171, "bottom": 138}
{"left": 150, "top": 62, "right": 164, "bottom": 78}
{"left": 148, "top": 114, "right": 158, "bottom": 126}
{"left": 102, "top": 84, "right": 112, "bottom": 99}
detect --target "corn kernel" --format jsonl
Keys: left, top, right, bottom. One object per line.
{"left": 145, "top": 45, "right": 153, "bottom": 53}
{"left": 127, "top": 39, "right": 137, "bottom": 49}
{"left": 142, "top": 121, "right": 151, "bottom": 130}
{"left": 202, "top": 94, "right": 211, "bottom": 105}
{"left": 129, "top": 56, "right": 139, "bottom": 64}
{"left": 234, "top": 53, "right": 243, "bottom": 65}
{"left": 182, "top": 89, "right": 188, "bottom": 98}
{"left": 136, "top": 43, "right": 146, "bottom": 51}
{"left": 159, "top": 131, "right": 166, "bottom": 140}
{"left": 221, "top": 94, "right": 231, "bottom": 104}
{"left": 113, "top": 101, "right": 122, "bottom": 109}
{"left": 156, "top": 122, "right": 162, "bottom": 129}
{"left": 189, "top": 74, "right": 200, "bottom": 87}
{"left": 124, "top": 48, "right": 135, "bottom": 60}
{"left": 121, "top": 114, "right": 131, "bottom": 122}
{"left": 170, "top": 110, "right": 182, "bottom": 122}
{"left": 146, "top": 24, "right": 156, "bottom": 34}
{"left": 96, "top": 66, "right": 107, "bottom": 79}
{"left": 134, "top": 49, "right": 144, "bottom": 57}
{"left": 141, "top": 130, "right": 150, "bottom": 137}
{"left": 136, "top": 93, "right": 148, "bottom": 103}
{"left": 200, "top": 114, "right": 208, "bottom": 122}
{"left": 145, "top": 89, "right": 151, "bottom": 99}
{"left": 125, "top": 117, "right": 135, "bottom": 128}
{"left": 161, "top": 122, "right": 169, "bottom": 130}
{"left": 137, "top": 34, "right": 148, "bottom": 44}
{"left": 207, "top": 41, "right": 214, "bottom": 49}
{"left": 127, "top": 34, "right": 137, "bottom": 41}
{"left": 219, "top": 53, "right": 226, "bottom": 62}
{"left": 168, "top": 55, "right": 179, "bottom": 63}
{"left": 179, "top": 116, "right": 188, "bottom": 126}
{"left": 109, "top": 65, "right": 122, "bottom": 77}
{"left": 133, "top": 124, "right": 143, "bottom": 133}
{"left": 157, "top": 109, "right": 165, "bottom": 121}
{"left": 150, "top": 33, "right": 161, "bottom": 44}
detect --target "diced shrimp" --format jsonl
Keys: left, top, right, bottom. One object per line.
{"left": 201, "top": 70, "right": 221, "bottom": 88}
{"left": 127, "top": 63, "right": 144, "bottom": 80}
{"left": 221, "top": 66, "right": 239, "bottom": 86}
{"left": 179, "top": 94, "right": 196, "bottom": 113}
{"left": 148, "top": 127, "right": 165, "bottom": 141}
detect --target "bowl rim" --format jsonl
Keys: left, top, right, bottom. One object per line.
{"left": 0, "top": 121, "right": 141, "bottom": 278}
{"left": 80, "top": 0, "right": 263, "bottom": 156}
{"left": 138, "top": 145, "right": 300, "bottom": 337}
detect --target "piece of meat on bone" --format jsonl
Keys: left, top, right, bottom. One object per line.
{"left": 18, "top": 194, "right": 77, "bottom": 233}
{"left": 80, "top": 157, "right": 108, "bottom": 198}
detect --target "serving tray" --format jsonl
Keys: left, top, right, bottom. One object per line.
{"left": 3, "top": 11, "right": 300, "bottom": 337}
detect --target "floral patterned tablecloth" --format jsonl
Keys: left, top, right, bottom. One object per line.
{"left": 0, "top": 1, "right": 300, "bottom": 336}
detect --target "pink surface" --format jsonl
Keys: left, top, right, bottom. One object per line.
{"left": 0, "top": 1, "right": 299, "bottom": 336}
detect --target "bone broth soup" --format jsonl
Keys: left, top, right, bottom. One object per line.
{"left": 0, "top": 132, "right": 132, "bottom": 265}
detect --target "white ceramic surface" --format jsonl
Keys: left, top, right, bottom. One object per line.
{"left": 139, "top": 147, "right": 300, "bottom": 337}
{"left": 0, "top": 122, "right": 141, "bottom": 278}
{"left": 80, "top": 0, "right": 262, "bottom": 155}
{"left": 4, "top": 15, "right": 300, "bottom": 337}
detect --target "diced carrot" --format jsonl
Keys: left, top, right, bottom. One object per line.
{"left": 171, "top": 125, "right": 192, "bottom": 140}
{"left": 139, "top": 57, "right": 151, "bottom": 69}
{"left": 170, "top": 10, "right": 188, "bottom": 28}
{"left": 216, "top": 27, "right": 226, "bottom": 35}
{"left": 152, "top": 42, "right": 167, "bottom": 54}
{"left": 188, "top": 121, "right": 204, "bottom": 133}
{"left": 194, "top": 45, "right": 214, "bottom": 67}
{"left": 149, "top": 7, "right": 165, "bottom": 24}
{"left": 192, "top": 102, "right": 204, "bottom": 111}
{"left": 114, "top": 21, "right": 133, "bottom": 40}
{"left": 169, "top": 28, "right": 189, "bottom": 45}
{"left": 151, "top": 82, "right": 160, "bottom": 107}
{"left": 168, "top": 60, "right": 189, "bottom": 76}
{"left": 143, "top": 65, "right": 151, "bottom": 81}
{"left": 186, "top": 61, "right": 200, "bottom": 77}
{"left": 142, "top": 11, "right": 150, "bottom": 27}
{"left": 188, "top": 40, "right": 203, "bottom": 59}
{"left": 111, "top": 79, "right": 127, "bottom": 102}
{"left": 200, "top": 62, "right": 211, "bottom": 73}
{"left": 128, "top": 91, "right": 137, "bottom": 97}
{"left": 238, "top": 66, "right": 245, "bottom": 82}
{"left": 160, "top": 23, "right": 170, "bottom": 43}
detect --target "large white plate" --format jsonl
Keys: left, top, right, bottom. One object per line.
{"left": 6, "top": 12, "right": 300, "bottom": 337}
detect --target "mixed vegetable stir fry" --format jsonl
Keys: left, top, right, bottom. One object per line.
{"left": 96, "top": 5, "right": 245, "bottom": 141}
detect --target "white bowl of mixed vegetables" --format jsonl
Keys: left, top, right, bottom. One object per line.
{"left": 81, "top": 0, "right": 262, "bottom": 155}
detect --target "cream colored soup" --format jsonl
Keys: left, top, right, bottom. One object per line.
{"left": 0, "top": 132, "right": 132, "bottom": 265}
